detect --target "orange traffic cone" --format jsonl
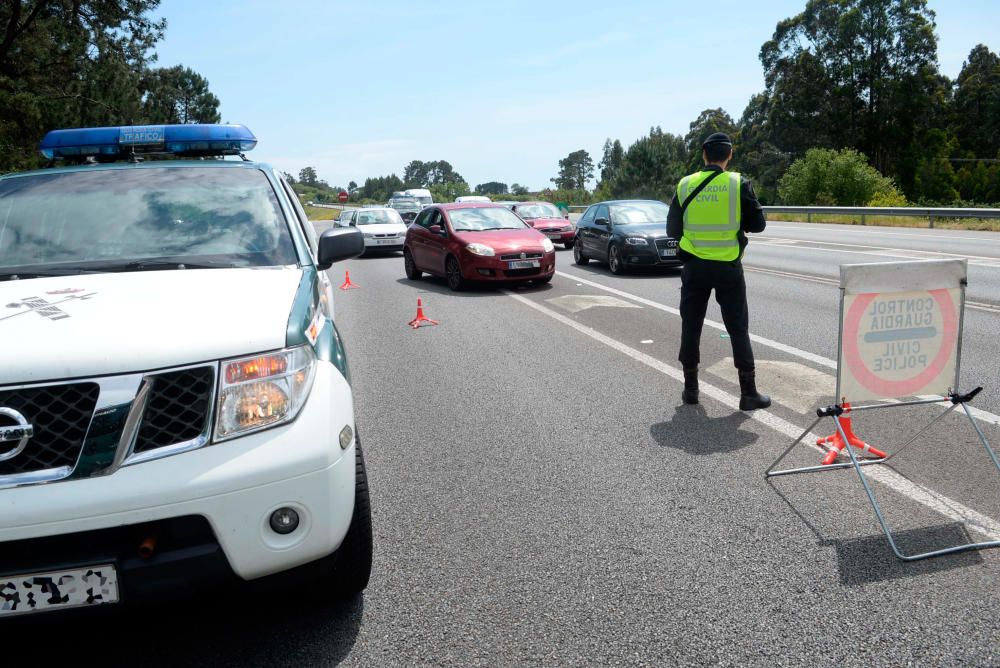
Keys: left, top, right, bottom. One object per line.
{"left": 339, "top": 270, "right": 359, "bottom": 290}
{"left": 408, "top": 298, "right": 439, "bottom": 329}
{"left": 817, "top": 401, "right": 887, "bottom": 465}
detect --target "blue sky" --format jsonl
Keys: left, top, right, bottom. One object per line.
{"left": 154, "top": 0, "right": 999, "bottom": 192}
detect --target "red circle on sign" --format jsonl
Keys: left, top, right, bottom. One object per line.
{"left": 338, "top": 191, "right": 349, "bottom": 203}
{"left": 843, "top": 289, "right": 958, "bottom": 398}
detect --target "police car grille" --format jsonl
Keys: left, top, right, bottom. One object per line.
{"left": 655, "top": 238, "right": 679, "bottom": 250}
{"left": 134, "top": 367, "right": 214, "bottom": 454}
{"left": 0, "top": 383, "right": 99, "bottom": 476}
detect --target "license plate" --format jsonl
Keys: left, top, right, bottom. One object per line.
{"left": 659, "top": 248, "right": 677, "bottom": 257}
{"left": 508, "top": 260, "right": 540, "bottom": 269}
{"left": 376, "top": 239, "right": 398, "bottom": 245}
{"left": 0, "top": 564, "right": 119, "bottom": 617}
{"left": 545, "top": 233, "right": 562, "bottom": 240}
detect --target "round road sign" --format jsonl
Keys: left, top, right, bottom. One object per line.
{"left": 338, "top": 191, "right": 349, "bottom": 203}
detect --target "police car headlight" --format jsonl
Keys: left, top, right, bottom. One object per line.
{"left": 214, "top": 346, "right": 316, "bottom": 441}
{"left": 465, "top": 243, "right": 495, "bottom": 257}
{"left": 541, "top": 239, "right": 555, "bottom": 253}
{"left": 625, "top": 237, "right": 649, "bottom": 246}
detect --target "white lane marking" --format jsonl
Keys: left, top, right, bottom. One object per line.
{"left": 766, "top": 223, "right": 997, "bottom": 243}
{"left": 555, "top": 268, "right": 1000, "bottom": 425}
{"left": 546, "top": 294, "right": 641, "bottom": 314}
{"left": 506, "top": 290, "right": 1000, "bottom": 540}
{"left": 641, "top": 339, "right": 654, "bottom": 344}
{"left": 555, "top": 270, "right": 838, "bottom": 369}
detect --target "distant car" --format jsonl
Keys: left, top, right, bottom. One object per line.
{"left": 492, "top": 201, "right": 518, "bottom": 209}
{"left": 455, "top": 195, "right": 491, "bottom": 203}
{"left": 404, "top": 188, "right": 434, "bottom": 208}
{"left": 386, "top": 196, "right": 421, "bottom": 223}
{"left": 573, "top": 199, "right": 680, "bottom": 274}
{"left": 511, "top": 201, "right": 576, "bottom": 250}
{"left": 349, "top": 207, "right": 408, "bottom": 255}
{"left": 403, "top": 204, "right": 555, "bottom": 290}
{"left": 336, "top": 208, "right": 354, "bottom": 226}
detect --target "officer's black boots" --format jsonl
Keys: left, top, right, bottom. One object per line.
{"left": 682, "top": 367, "right": 699, "bottom": 405}
{"left": 738, "top": 369, "right": 771, "bottom": 410}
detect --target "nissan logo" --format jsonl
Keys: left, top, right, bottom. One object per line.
{"left": 0, "top": 407, "right": 33, "bottom": 462}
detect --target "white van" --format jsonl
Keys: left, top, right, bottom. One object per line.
{"left": 403, "top": 188, "right": 433, "bottom": 208}
{"left": 455, "top": 195, "right": 492, "bottom": 203}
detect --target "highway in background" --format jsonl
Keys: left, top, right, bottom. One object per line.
{"left": 27, "top": 220, "right": 998, "bottom": 666}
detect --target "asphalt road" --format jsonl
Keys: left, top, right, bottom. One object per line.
{"left": 18, "top": 221, "right": 1000, "bottom": 666}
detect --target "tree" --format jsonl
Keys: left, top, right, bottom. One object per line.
{"left": 282, "top": 172, "right": 296, "bottom": 184}
{"left": 141, "top": 65, "right": 220, "bottom": 124}
{"left": 952, "top": 44, "right": 1000, "bottom": 158}
{"left": 510, "top": 183, "right": 529, "bottom": 195}
{"left": 0, "top": 0, "right": 168, "bottom": 171}
{"left": 298, "top": 167, "right": 319, "bottom": 186}
{"left": 597, "top": 138, "right": 625, "bottom": 187}
{"left": 475, "top": 181, "right": 508, "bottom": 195}
{"left": 551, "top": 149, "right": 594, "bottom": 190}
{"left": 684, "top": 109, "right": 738, "bottom": 173}
{"left": 778, "top": 147, "right": 904, "bottom": 205}
{"left": 758, "top": 0, "right": 947, "bottom": 198}
{"left": 603, "top": 127, "right": 688, "bottom": 202}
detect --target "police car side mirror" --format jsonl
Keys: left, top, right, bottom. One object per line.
{"left": 317, "top": 227, "right": 364, "bottom": 270}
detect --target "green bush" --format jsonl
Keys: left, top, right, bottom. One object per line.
{"left": 778, "top": 148, "right": 904, "bottom": 206}
{"left": 867, "top": 190, "right": 909, "bottom": 207}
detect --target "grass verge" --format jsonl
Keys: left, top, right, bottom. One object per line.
{"left": 766, "top": 213, "right": 1000, "bottom": 232}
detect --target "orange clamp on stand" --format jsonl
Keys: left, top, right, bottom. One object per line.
{"left": 408, "top": 298, "right": 439, "bottom": 329}
{"left": 817, "top": 401, "right": 887, "bottom": 465}
{"left": 339, "top": 271, "right": 359, "bottom": 290}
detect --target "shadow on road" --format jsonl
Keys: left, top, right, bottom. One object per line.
{"left": 10, "top": 587, "right": 365, "bottom": 667}
{"left": 649, "top": 405, "right": 759, "bottom": 455}
{"left": 766, "top": 480, "right": 984, "bottom": 586}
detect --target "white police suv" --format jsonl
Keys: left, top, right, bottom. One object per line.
{"left": 0, "top": 124, "right": 371, "bottom": 617}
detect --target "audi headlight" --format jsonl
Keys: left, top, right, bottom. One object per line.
{"left": 214, "top": 346, "right": 316, "bottom": 441}
{"left": 541, "top": 238, "right": 555, "bottom": 253}
{"left": 625, "top": 237, "right": 649, "bottom": 246}
{"left": 466, "top": 243, "right": 495, "bottom": 257}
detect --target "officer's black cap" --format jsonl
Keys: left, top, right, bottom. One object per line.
{"left": 702, "top": 132, "right": 733, "bottom": 149}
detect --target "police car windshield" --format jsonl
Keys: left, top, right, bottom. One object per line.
{"left": 516, "top": 203, "right": 562, "bottom": 219}
{"left": 449, "top": 207, "right": 527, "bottom": 231}
{"left": 610, "top": 202, "right": 668, "bottom": 225}
{"left": 0, "top": 167, "right": 297, "bottom": 274}
{"left": 355, "top": 210, "right": 403, "bottom": 225}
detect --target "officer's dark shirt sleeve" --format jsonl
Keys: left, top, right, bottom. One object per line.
{"left": 741, "top": 178, "right": 766, "bottom": 233}
{"left": 667, "top": 193, "right": 682, "bottom": 239}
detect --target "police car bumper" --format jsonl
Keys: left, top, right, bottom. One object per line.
{"left": 0, "top": 361, "right": 357, "bottom": 585}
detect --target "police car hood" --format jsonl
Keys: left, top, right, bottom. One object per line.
{"left": 0, "top": 267, "right": 303, "bottom": 385}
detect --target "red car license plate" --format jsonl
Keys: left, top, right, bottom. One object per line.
{"left": 508, "top": 260, "right": 540, "bottom": 269}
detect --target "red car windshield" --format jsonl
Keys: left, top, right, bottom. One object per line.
{"left": 517, "top": 203, "right": 562, "bottom": 219}
{"left": 449, "top": 207, "right": 527, "bottom": 231}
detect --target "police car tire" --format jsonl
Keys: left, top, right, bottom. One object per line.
{"left": 329, "top": 438, "right": 374, "bottom": 598}
{"left": 573, "top": 238, "right": 589, "bottom": 265}
{"left": 404, "top": 249, "right": 422, "bottom": 280}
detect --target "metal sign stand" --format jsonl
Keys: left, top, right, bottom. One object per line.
{"left": 766, "top": 279, "right": 1000, "bottom": 561}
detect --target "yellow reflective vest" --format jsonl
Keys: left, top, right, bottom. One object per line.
{"left": 677, "top": 169, "right": 742, "bottom": 262}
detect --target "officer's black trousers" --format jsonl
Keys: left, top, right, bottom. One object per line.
{"left": 678, "top": 258, "right": 755, "bottom": 371}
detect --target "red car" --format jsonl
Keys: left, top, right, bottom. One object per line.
{"left": 403, "top": 203, "right": 556, "bottom": 290}
{"left": 511, "top": 201, "right": 576, "bottom": 249}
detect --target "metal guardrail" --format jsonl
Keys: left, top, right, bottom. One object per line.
{"left": 763, "top": 206, "right": 1000, "bottom": 228}
{"left": 566, "top": 204, "right": 1000, "bottom": 228}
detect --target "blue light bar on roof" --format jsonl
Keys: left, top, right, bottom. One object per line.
{"left": 39, "top": 124, "right": 257, "bottom": 159}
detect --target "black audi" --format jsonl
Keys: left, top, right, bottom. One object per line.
{"left": 572, "top": 199, "right": 680, "bottom": 274}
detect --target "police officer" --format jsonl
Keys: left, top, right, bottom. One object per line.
{"left": 666, "top": 132, "right": 771, "bottom": 410}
